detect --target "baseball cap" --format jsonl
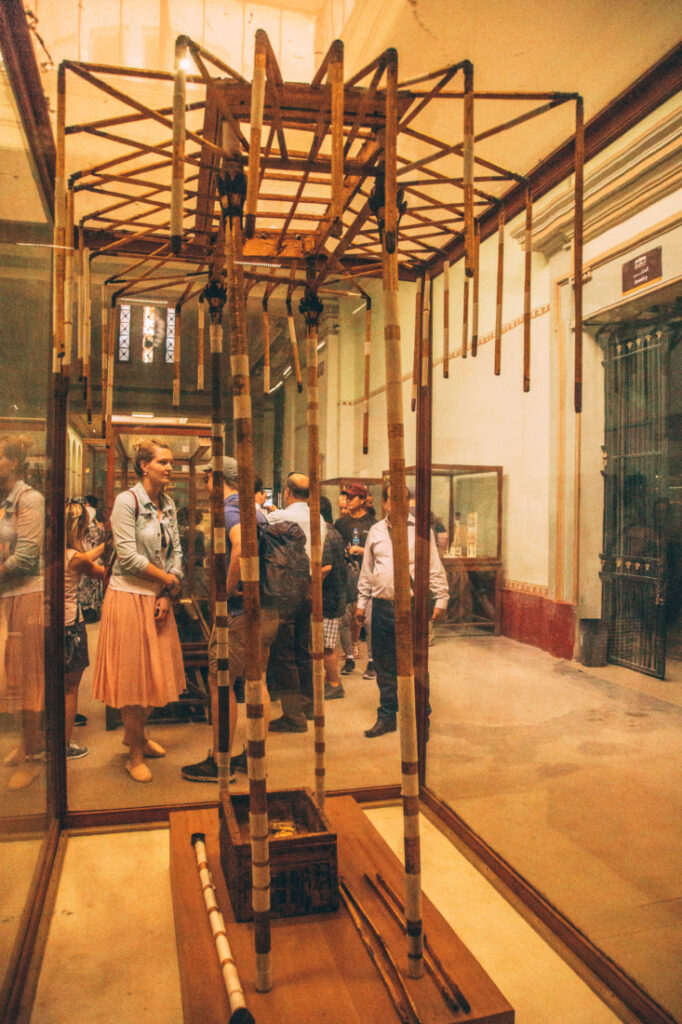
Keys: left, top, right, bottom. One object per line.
{"left": 345, "top": 483, "right": 368, "bottom": 499}
{"left": 199, "top": 456, "right": 238, "bottom": 480}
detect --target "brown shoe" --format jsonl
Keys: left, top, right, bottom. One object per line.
{"left": 364, "top": 719, "right": 397, "bottom": 738}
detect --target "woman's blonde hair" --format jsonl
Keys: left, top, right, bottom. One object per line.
{"left": 65, "top": 501, "right": 88, "bottom": 551}
{"left": 132, "top": 438, "right": 171, "bottom": 478}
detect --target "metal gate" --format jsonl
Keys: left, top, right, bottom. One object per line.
{"left": 600, "top": 324, "right": 672, "bottom": 678}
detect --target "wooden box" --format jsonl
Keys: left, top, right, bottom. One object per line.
{"left": 219, "top": 787, "right": 339, "bottom": 922}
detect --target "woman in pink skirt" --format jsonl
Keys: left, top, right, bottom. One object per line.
{"left": 92, "top": 439, "right": 185, "bottom": 782}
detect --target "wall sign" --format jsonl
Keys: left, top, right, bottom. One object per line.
{"left": 622, "top": 246, "right": 662, "bottom": 295}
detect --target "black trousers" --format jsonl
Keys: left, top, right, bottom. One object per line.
{"left": 268, "top": 596, "right": 313, "bottom": 724}
{"left": 371, "top": 598, "right": 400, "bottom": 723}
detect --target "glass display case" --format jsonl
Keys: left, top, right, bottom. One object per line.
{"left": 403, "top": 464, "right": 503, "bottom": 634}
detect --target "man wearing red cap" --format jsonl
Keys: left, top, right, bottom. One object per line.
{"left": 334, "top": 483, "right": 376, "bottom": 677}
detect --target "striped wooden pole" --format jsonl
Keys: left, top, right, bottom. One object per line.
{"left": 442, "top": 258, "right": 450, "bottom": 378}
{"left": 262, "top": 298, "right": 271, "bottom": 394}
{"left": 300, "top": 283, "right": 326, "bottom": 808}
{"left": 53, "top": 64, "right": 67, "bottom": 373}
{"left": 329, "top": 39, "right": 344, "bottom": 239}
{"left": 104, "top": 300, "right": 116, "bottom": 444}
{"left": 420, "top": 271, "right": 430, "bottom": 388}
{"left": 84, "top": 246, "right": 92, "bottom": 422}
{"left": 244, "top": 30, "right": 268, "bottom": 239}
{"left": 461, "top": 276, "right": 469, "bottom": 359}
{"left": 523, "top": 184, "right": 532, "bottom": 393}
{"left": 471, "top": 219, "right": 480, "bottom": 357}
{"left": 362, "top": 297, "right": 372, "bottom": 454}
{"left": 171, "top": 35, "right": 189, "bottom": 255}
{"left": 64, "top": 188, "right": 75, "bottom": 367}
{"left": 173, "top": 304, "right": 181, "bottom": 407}
{"left": 462, "top": 61, "right": 475, "bottom": 278}
{"left": 77, "top": 227, "right": 84, "bottom": 379}
{"left": 286, "top": 298, "right": 303, "bottom": 393}
{"left": 197, "top": 299, "right": 205, "bottom": 390}
{"left": 225, "top": 210, "right": 272, "bottom": 994}
{"left": 410, "top": 274, "right": 423, "bottom": 412}
{"left": 381, "top": 45, "right": 423, "bottom": 982}
{"left": 494, "top": 205, "right": 505, "bottom": 376}
{"left": 100, "top": 282, "right": 109, "bottom": 426}
{"left": 574, "top": 97, "right": 584, "bottom": 414}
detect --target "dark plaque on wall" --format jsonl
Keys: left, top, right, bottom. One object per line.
{"left": 622, "top": 246, "right": 662, "bottom": 295}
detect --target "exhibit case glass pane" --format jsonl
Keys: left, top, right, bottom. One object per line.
{"left": 0, "top": 67, "right": 52, "bottom": 1012}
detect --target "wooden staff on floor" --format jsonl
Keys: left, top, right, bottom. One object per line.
{"left": 191, "top": 834, "right": 255, "bottom": 1024}
{"left": 222, "top": 152, "right": 272, "bottom": 993}
{"left": 523, "top": 183, "right": 532, "bottom": 393}
{"left": 411, "top": 274, "right": 423, "bottom": 412}
{"left": 244, "top": 30, "right": 267, "bottom": 239}
{"left": 300, "top": 280, "right": 326, "bottom": 808}
{"left": 574, "top": 96, "right": 584, "bottom": 414}
{"left": 442, "top": 257, "right": 450, "bottom": 378}
{"left": 286, "top": 297, "right": 303, "bottom": 393}
{"left": 197, "top": 298, "right": 205, "bottom": 390}
{"left": 380, "top": 45, "right": 423, "bottom": 981}
{"left": 471, "top": 219, "right": 480, "bottom": 356}
{"left": 329, "top": 39, "right": 344, "bottom": 239}
{"left": 363, "top": 297, "right": 372, "bottom": 454}
{"left": 171, "top": 35, "right": 189, "bottom": 255}
{"left": 494, "top": 204, "right": 505, "bottom": 376}
{"left": 262, "top": 296, "right": 271, "bottom": 394}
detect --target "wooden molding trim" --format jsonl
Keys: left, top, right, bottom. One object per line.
{"left": 502, "top": 579, "right": 549, "bottom": 596}
{"left": 0, "top": 0, "right": 56, "bottom": 220}
{"left": 0, "top": 820, "right": 61, "bottom": 1024}
{"left": 419, "top": 788, "right": 679, "bottom": 1024}
{"left": 64, "top": 785, "right": 402, "bottom": 830}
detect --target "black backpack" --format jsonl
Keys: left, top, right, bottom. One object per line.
{"left": 259, "top": 520, "right": 310, "bottom": 617}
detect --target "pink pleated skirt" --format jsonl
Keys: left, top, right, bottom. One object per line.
{"left": 0, "top": 591, "right": 45, "bottom": 713}
{"left": 91, "top": 589, "right": 185, "bottom": 709}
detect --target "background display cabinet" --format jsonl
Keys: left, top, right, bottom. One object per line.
{"left": 405, "top": 464, "right": 503, "bottom": 635}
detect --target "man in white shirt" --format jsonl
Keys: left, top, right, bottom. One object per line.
{"left": 267, "top": 472, "right": 325, "bottom": 732}
{"left": 356, "top": 484, "right": 449, "bottom": 737}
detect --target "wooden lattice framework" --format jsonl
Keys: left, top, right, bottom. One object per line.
{"left": 51, "top": 32, "right": 585, "bottom": 999}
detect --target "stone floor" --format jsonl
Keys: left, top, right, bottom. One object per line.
{"left": 28, "top": 810, "right": 633, "bottom": 1024}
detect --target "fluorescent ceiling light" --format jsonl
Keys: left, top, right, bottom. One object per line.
{"left": 269, "top": 380, "right": 284, "bottom": 393}
{"left": 351, "top": 302, "right": 365, "bottom": 315}
{"left": 282, "top": 366, "right": 293, "bottom": 378}
{"left": 235, "top": 260, "right": 282, "bottom": 268}
{"left": 317, "top": 341, "right": 326, "bottom": 351}
{"left": 131, "top": 411, "right": 154, "bottom": 418}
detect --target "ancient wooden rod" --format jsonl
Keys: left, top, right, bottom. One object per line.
{"left": 197, "top": 300, "right": 205, "bottom": 391}
{"left": 286, "top": 298, "right": 303, "bottom": 393}
{"left": 77, "top": 228, "right": 84, "bottom": 376}
{"left": 186, "top": 39, "right": 249, "bottom": 83}
{"left": 54, "top": 65, "right": 67, "bottom": 366}
{"left": 65, "top": 62, "right": 226, "bottom": 159}
{"left": 494, "top": 206, "right": 505, "bottom": 376}
{"left": 83, "top": 245, "right": 92, "bottom": 420}
{"left": 523, "top": 184, "right": 532, "bottom": 393}
{"left": 64, "top": 188, "right": 75, "bottom": 366}
{"left": 262, "top": 299, "right": 270, "bottom": 395}
{"left": 473, "top": 97, "right": 569, "bottom": 146}
{"left": 345, "top": 51, "right": 386, "bottom": 89}
{"left": 383, "top": 45, "right": 423, "bottom": 982}
{"left": 341, "top": 880, "right": 422, "bottom": 1024}
{"left": 471, "top": 219, "right": 480, "bottom": 357}
{"left": 411, "top": 274, "right": 423, "bottom": 413}
{"left": 362, "top": 297, "right": 372, "bottom": 454}
{"left": 64, "top": 57, "right": 205, "bottom": 84}
{"left": 171, "top": 36, "right": 188, "bottom": 256}
{"left": 100, "top": 285, "right": 109, "bottom": 424}
{"left": 244, "top": 30, "right": 267, "bottom": 239}
{"left": 373, "top": 872, "right": 471, "bottom": 1015}
{"left": 104, "top": 302, "right": 116, "bottom": 438}
{"left": 401, "top": 124, "right": 526, "bottom": 184}
{"left": 301, "top": 282, "right": 326, "bottom": 809}
{"left": 338, "top": 884, "right": 413, "bottom": 1024}
{"left": 421, "top": 271, "right": 431, "bottom": 388}
{"left": 398, "top": 60, "right": 465, "bottom": 89}
{"left": 574, "top": 97, "right": 584, "bottom": 414}
{"left": 105, "top": 243, "right": 172, "bottom": 286}
{"left": 461, "top": 276, "right": 469, "bottom": 359}
{"left": 443, "top": 257, "right": 450, "bottom": 378}
{"left": 225, "top": 209, "right": 272, "bottom": 994}
{"left": 330, "top": 39, "right": 344, "bottom": 239}
{"left": 345, "top": 61, "right": 384, "bottom": 157}
{"left": 192, "top": 834, "right": 256, "bottom": 1024}
{"left": 463, "top": 62, "right": 475, "bottom": 280}
{"left": 172, "top": 306, "right": 181, "bottom": 408}
{"left": 399, "top": 65, "right": 459, "bottom": 133}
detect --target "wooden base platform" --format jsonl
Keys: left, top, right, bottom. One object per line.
{"left": 170, "top": 797, "right": 514, "bottom": 1024}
